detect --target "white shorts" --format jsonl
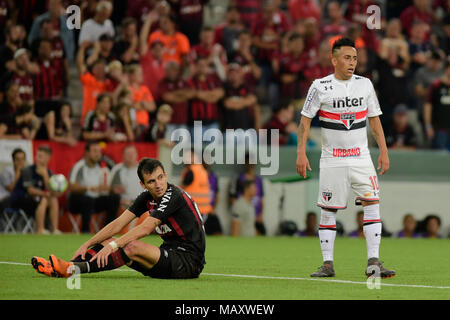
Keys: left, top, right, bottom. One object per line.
{"left": 317, "top": 166, "right": 380, "bottom": 209}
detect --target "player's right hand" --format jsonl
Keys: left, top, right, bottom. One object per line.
{"left": 296, "top": 153, "right": 311, "bottom": 179}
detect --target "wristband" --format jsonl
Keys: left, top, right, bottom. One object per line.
{"left": 109, "top": 241, "right": 118, "bottom": 250}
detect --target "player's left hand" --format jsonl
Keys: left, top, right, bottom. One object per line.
{"left": 377, "top": 152, "right": 390, "bottom": 175}
{"left": 90, "top": 245, "right": 114, "bottom": 268}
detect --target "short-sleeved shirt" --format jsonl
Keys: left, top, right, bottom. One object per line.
{"left": 301, "top": 73, "right": 382, "bottom": 168}
{"left": 11, "top": 165, "right": 52, "bottom": 201}
{"left": 221, "top": 82, "right": 255, "bottom": 130}
{"left": 69, "top": 159, "right": 104, "bottom": 198}
{"left": 188, "top": 74, "right": 222, "bottom": 125}
{"left": 229, "top": 173, "right": 264, "bottom": 216}
{"left": 129, "top": 84, "right": 154, "bottom": 126}
{"left": 82, "top": 110, "right": 116, "bottom": 138}
{"left": 128, "top": 183, "right": 206, "bottom": 259}
{"left": 231, "top": 197, "right": 256, "bottom": 237}
{"left": 80, "top": 72, "right": 108, "bottom": 123}
{"left": 426, "top": 79, "right": 450, "bottom": 131}
{"left": 148, "top": 30, "right": 190, "bottom": 64}
{"left": 78, "top": 18, "right": 115, "bottom": 45}
{"left": 109, "top": 163, "right": 141, "bottom": 202}
{"left": 158, "top": 78, "right": 194, "bottom": 125}
{"left": 0, "top": 165, "right": 15, "bottom": 201}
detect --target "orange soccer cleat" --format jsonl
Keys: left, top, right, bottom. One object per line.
{"left": 31, "top": 256, "right": 58, "bottom": 277}
{"left": 49, "top": 254, "right": 75, "bottom": 278}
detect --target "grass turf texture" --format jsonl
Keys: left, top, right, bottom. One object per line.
{"left": 0, "top": 234, "right": 449, "bottom": 300}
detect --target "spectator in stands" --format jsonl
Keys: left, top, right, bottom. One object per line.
{"left": 408, "top": 21, "right": 434, "bottom": 73}
{"left": 44, "top": 101, "right": 77, "bottom": 146}
{"left": 354, "top": 46, "right": 374, "bottom": 79}
{"left": 86, "top": 33, "right": 117, "bottom": 67}
{"left": 321, "top": 1, "right": 349, "bottom": 39}
{"left": 143, "top": 104, "right": 173, "bottom": 147}
{"left": 214, "top": 5, "right": 245, "bottom": 59}
{"left": 77, "top": 49, "right": 108, "bottom": 123}
{"left": 169, "top": 0, "right": 207, "bottom": 45}
{"left": 127, "top": 0, "right": 167, "bottom": 30}
{"left": 139, "top": 39, "right": 165, "bottom": 102}
{"left": 233, "top": 0, "right": 261, "bottom": 30}
{"left": 0, "top": 104, "right": 39, "bottom": 140}
{"left": 158, "top": 61, "right": 196, "bottom": 136}
{"left": 299, "top": 211, "right": 318, "bottom": 237}
{"left": 229, "top": 152, "right": 265, "bottom": 235}
{"left": 422, "top": 214, "right": 442, "bottom": 238}
{"left": 345, "top": 0, "right": 380, "bottom": 52}
{"left": 424, "top": 60, "right": 450, "bottom": 150}
{"left": 221, "top": 63, "right": 259, "bottom": 132}
{"left": 68, "top": 141, "right": 120, "bottom": 234}
{"left": 379, "top": 18, "right": 410, "bottom": 69}
{"left": 385, "top": 104, "right": 418, "bottom": 150}
{"left": 0, "top": 24, "right": 22, "bottom": 75}
{"left": 434, "top": 14, "right": 450, "bottom": 55}
{"left": 273, "top": 33, "right": 308, "bottom": 103}
{"left": 27, "top": 0, "right": 75, "bottom": 62}
{"left": 188, "top": 57, "right": 224, "bottom": 136}
{"left": 30, "top": 18, "right": 69, "bottom": 96}
{"left": 11, "top": 145, "right": 61, "bottom": 234}
{"left": 348, "top": 210, "right": 364, "bottom": 237}
{"left": 0, "top": 82, "right": 22, "bottom": 116}
{"left": 127, "top": 64, "right": 156, "bottom": 129}
{"left": 147, "top": 14, "right": 190, "bottom": 69}
{"left": 33, "top": 39, "right": 65, "bottom": 118}
{"left": 396, "top": 213, "right": 420, "bottom": 238}
{"left": 229, "top": 30, "right": 261, "bottom": 91}
{"left": 106, "top": 60, "right": 126, "bottom": 99}
{"left": 181, "top": 150, "right": 212, "bottom": 219}
{"left": 191, "top": 26, "right": 228, "bottom": 81}
{"left": 304, "top": 39, "right": 334, "bottom": 83}
{"left": 399, "top": 0, "right": 434, "bottom": 38}
{"left": 78, "top": 0, "right": 115, "bottom": 46}
{"left": 110, "top": 145, "right": 142, "bottom": 210}
{"left": 0, "top": 148, "right": 26, "bottom": 214}
{"left": 113, "top": 102, "right": 135, "bottom": 142}
{"left": 203, "top": 161, "right": 222, "bottom": 235}
{"left": 5, "top": 49, "right": 35, "bottom": 107}
{"left": 288, "top": 0, "right": 321, "bottom": 24}
{"left": 413, "top": 50, "right": 444, "bottom": 111}
{"left": 82, "top": 93, "right": 117, "bottom": 142}
{"left": 231, "top": 179, "right": 257, "bottom": 237}
{"left": 114, "top": 17, "right": 140, "bottom": 65}
{"left": 263, "top": 100, "right": 297, "bottom": 146}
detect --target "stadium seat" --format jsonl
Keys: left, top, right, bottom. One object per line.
{"left": 0, "top": 208, "right": 35, "bottom": 234}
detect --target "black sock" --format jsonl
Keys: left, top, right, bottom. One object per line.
{"left": 74, "top": 247, "right": 130, "bottom": 273}
{"left": 71, "top": 244, "right": 104, "bottom": 262}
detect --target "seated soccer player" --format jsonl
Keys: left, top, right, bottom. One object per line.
{"left": 31, "top": 158, "right": 206, "bottom": 279}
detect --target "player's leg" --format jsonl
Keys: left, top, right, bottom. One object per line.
{"left": 311, "top": 167, "right": 349, "bottom": 277}
{"left": 351, "top": 167, "right": 395, "bottom": 278}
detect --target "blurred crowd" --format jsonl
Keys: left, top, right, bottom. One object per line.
{"left": 0, "top": 0, "right": 449, "bottom": 150}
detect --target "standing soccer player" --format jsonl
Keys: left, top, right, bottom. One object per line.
{"left": 32, "top": 158, "right": 206, "bottom": 279}
{"left": 296, "top": 38, "right": 395, "bottom": 278}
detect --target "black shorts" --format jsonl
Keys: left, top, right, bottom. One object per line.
{"left": 130, "top": 246, "right": 204, "bottom": 279}
{"left": 11, "top": 195, "right": 40, "bottom": 216}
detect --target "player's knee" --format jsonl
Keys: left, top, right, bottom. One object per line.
{"left": 123, "top": 240, "right": 141, "bottom": 258}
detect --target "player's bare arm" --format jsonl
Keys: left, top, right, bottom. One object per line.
{"left": 72, "top": 210, "right": 136, "bottom": 261}
{"left": 368, "top": 116, "right": 390, "bottom": 175}
{"left": 91, "top": 215, "right": 161, "bottom": 268}
{"left": 296, "top": 116, "right": 312, "bottom": 178}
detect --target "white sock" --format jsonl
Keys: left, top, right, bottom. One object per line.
{"left": 363, "top": 203, "right": 382, "bottom": 259}
{"left": 318, "top": 209, "right": 337, "bottom": 262}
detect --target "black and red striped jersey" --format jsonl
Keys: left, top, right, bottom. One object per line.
{"left": 128, "top": 183, "right": 206, "bottom": 259}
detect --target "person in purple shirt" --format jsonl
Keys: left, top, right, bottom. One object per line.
{"left": 396, "top": 213, "right": 421, "bottom": 238}
{"left": 229, "top": 153, "right": 265, "bottom": 235}
{"left": 203, "top": 162, "right": 222, "bottom": 235}
{"left": 298, "top": 212, "right": 319, "bottom": 237}
{"left": 348, "top": 210, "right": 364, "bottom": 238}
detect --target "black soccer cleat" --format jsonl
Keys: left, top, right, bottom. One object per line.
{"left": 365, "top": 258, "right": 396, "bottom": 279}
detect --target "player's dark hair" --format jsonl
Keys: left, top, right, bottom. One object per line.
{"left": 12, "top": 148, "right": 25, "bottom": 160}
{"left": 137, "top": 158, "right": 165, "bottom": 183}
{"left": 331, "top": 37, "right": 355, "bottom": 55}
{"left": 37, "top": 145, "right": 52, "bottom": 155}
{"left": 85, "top": 141, "right": 99, "bottom": 152}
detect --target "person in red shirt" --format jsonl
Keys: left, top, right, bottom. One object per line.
{"left": 158, "top": 60, "right": 196, "bottom": 136}
{"left": 82, "top": 93, "right": 117, "bottom": 142}
{"left": 169, "top": 0, "right": 208, "bottom": 45}
{"left": 303, "top": 40, "right": 335, "bottom": 84}
{"left": 263, "top": 100, "right": 297, "bottom": 145}
{"left": 140, "top": 40, "right": 166, "bottom": 102}
{"left": 232, "top": 0, "right": 261, "bottom": 30}
{"left": 188, "top": 57, "right": 225, "bottom": 135}
{"left": 10, "top": 49, "right": 35, "bottom": 108}
{"left": 214, "top": 5, "right": 245, "bottom": 59}
{"left": 288, "top": 0, "right": 321, "bottom": 24}
{"left": 321, "top": 1, "right": 349, "bottom": 40}
{"left": 400, "top": 0, "right": 434, "bottom": 38}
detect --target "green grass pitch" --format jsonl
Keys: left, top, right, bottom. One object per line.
{"left": 0, "top": 234, "right": 449, "bottom": 300}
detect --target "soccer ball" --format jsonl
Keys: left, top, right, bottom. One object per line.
{"left": 49, "top": 174, "right": 68, "bottom": 193}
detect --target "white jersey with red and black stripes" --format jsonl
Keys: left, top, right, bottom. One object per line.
{"left": 301, "top": 73, "right": 382, "bottom": 168}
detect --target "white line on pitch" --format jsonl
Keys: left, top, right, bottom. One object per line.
{"left": 2, "top": 261, "right": 449, "bottom": 290}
